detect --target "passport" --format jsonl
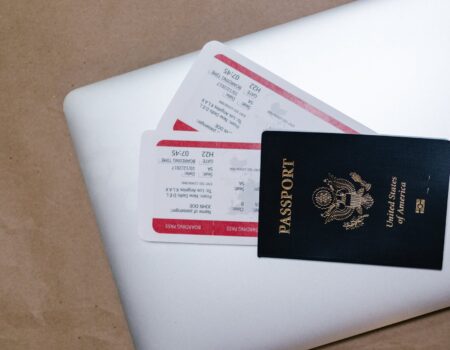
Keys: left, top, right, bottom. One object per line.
{"left": 257, "top": 132, "right": 450, "bottom": 269}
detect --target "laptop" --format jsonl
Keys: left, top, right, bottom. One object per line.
{"left": 64, "top": 0, "right": 450, "bottom": 348}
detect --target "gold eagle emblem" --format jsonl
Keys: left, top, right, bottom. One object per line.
{"left": 312, "top": 172, "right": 374, "bottom": 230}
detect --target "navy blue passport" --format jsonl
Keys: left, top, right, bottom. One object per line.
{"left": 257, "top": 132, "right": 450, "bottom": 269}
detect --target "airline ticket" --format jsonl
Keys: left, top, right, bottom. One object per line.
{"left": 158, "top": 41, "right": 373, "bottom": 136}
{"left": 138, "top": 131, "right": 261, "bottom": 245}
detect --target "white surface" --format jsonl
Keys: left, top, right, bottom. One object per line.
{"left": 64, "top": 0, "right": 450, "bottom": 349}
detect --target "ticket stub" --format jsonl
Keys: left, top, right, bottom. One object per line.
{"left": 138, "top": 131, "right": 261, "bottom": 245}
{"left": 158, "top": 41, "right": 373, "bottom": 136}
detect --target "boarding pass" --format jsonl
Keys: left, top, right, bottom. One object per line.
{"left": 138, "top": 131, "right": 261, "bottom": 245}
{"left": 157, "top": 41, "right": 373, "bottom": 136}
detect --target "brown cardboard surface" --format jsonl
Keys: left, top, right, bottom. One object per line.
{"left": 0, "top": 0, "right": 448, "bottom": 349}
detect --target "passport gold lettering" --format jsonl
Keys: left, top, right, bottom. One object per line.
{"left": 386, "top": 177, "right": 407, "bottom": 228}
{"left": 396, "top": 182, "right": 407, "bottom": 224}
{"left": 279, "top": 158, "right": 295, "bottom": 234}
{"left": 386, "top": 177, "right": 397, "bottom": 228}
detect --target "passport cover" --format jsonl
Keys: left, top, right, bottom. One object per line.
{"left": 258, "top": 132, "right": 450, "bottom": 269}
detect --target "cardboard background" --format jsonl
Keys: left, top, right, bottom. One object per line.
{"left": 1, "top": 0, "right": 448, "bottom": 348}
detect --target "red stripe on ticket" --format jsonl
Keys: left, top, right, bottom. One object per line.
{"left": 173, "top": 119, "right": 197, "bottom": 131}
{"left": 157, "top": 140, "right": 261, "bottom": 150}
{"left": 153, "top": 218, "right": 258, "bottom": 237}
